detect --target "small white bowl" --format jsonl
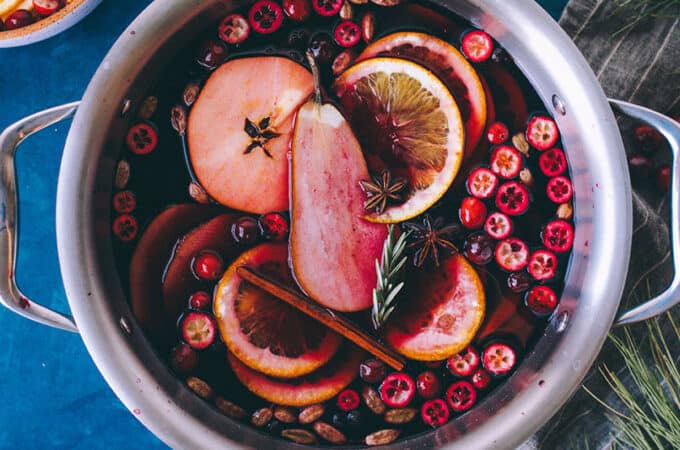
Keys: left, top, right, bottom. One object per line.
{"left": 0, "top": 0, "right": 103, "bottom": 48}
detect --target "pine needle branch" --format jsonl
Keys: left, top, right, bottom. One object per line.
{"left": 371, "top": 225, "right": 410, "bottom": 331}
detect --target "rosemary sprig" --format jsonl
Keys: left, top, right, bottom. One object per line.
{"left": 371, "top": 225, "right": 410, "bottom": 331}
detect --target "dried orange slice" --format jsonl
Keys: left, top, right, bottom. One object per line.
{"left": 334, "top": 58, "right": 464, "bottom": 223}
{"left": 384, "top": 255, "right": 485, "bottom": 361}
{"left": 214, "top": 242, "right": 342, "bottom": 378}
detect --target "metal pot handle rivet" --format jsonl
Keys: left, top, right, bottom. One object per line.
{"left": 609, "top": 99, "right": 680, "bottom": 326}
{"left": 0, "top": 102, "right": 80, "bottom": 333}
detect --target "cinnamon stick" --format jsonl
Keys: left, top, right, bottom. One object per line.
{"left": 236, "top": 266, "right": 406, "bottom": 371}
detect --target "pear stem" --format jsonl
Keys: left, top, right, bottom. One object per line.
{"left": 306, "top": 50, "right": 323, "bottom": 104}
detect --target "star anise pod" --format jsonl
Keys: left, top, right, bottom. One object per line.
{"left": 403, "top": 215, "right": 460, "bottom": 267}
{"left": 359, "top": 170, "right": 407, "bottom": 214}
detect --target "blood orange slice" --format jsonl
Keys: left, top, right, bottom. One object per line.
{"left": 187, "top": 56, "right": 314, "bottom": 213}
{"left": 356, "top": 32, "right": 487, "bottom": 158}
{"left": 334, "top": 58, "right": 464, "bottom": 223}
{"left": 384, "top": 255, "right": 485, "bottom": 361}
{"left": 228, "top": 346, "right": 364, "bottom": 407}
{"left": 214, "top": 243, "right": 342, "bottom": 378}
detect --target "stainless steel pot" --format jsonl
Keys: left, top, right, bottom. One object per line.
{"left": 1, "top": 1, "right": 680, "bottom": 448}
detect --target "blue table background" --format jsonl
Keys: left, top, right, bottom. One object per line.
{"left": 0, "top": 1, "right": 567, "bottom": 448}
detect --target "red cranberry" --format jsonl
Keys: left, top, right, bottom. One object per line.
{"left": 526, "top": 115, "right": 559, "bottom": 150}
{"left": 189, "top": 291, "right": 212, "bottom": 310}
{"left": 258, "top": 212, "right": 289, "bottom": 240}
{"left": 471, "top": 368, "right": 492, "bottom": 390}
{"left": 496, "top": 181, "right": 530, "bottom": 216}
{"left": 379, "top": 372, "right": 415, "bottom": 408}
{"left": 466, "top": 167, "right": 498, "bottom": 199}
{"left": 171, "top": 343, "right": 199, "bottom": 373}
{"left": 218, "top": 13, "right": 250, "bottom": 44}
{"left": 481, "top": 341, "right": 518, "bottom": 377}
{"left": 542, "top": 219, "right": 574, "bottom": 253}
{"left": 459, "top": 196, "right": 487, "bottom": 229}
{"left": 463, "top": 232, "right": 495, "bottom": 265}
{"left": 309, "top": 33, "right": 337, "bottom": 64}
{"left": 487, "top": 122, "right": 509, "bottom": 145}
{"left": 5, "top": 10, "right": 35, "bottom": 30}
{"left": 312, "top": 0, "right": 343, "bottom": 16}
{"left": 634, "top": 124, "right": 663, "bottom": 153}
{"left": 446, "top": 347, "right": 480, "bottom": 377}
{"left": 191, "top": 250, "right": 224, "bottom": 281}
{"left": 525, "top": 285, "right": 558, "bottom": 316}
{"left": 416, "top": 371, "right": 442, "bottom": 399}
{"left": 656, "top": 166, "right": 671, "bottom": 193}
{"left": 112, "top": 191, "right": 136, "bottom": 214}
{"left": 421, "top": 399, "right": 450, "bottom": 427}
{"left": 337, "top": 389, "right": 360, "bottom": 411}
{"left": 126, "top": 122, "right": 158, "bottom": 155}
{"left": 445, "top": 380, "right": 477, "bottom": 412}
{"left": 248, "top": 0, "right": 284, "bottom": 34}
{"left": 333, "top": 20, "right": 361, "bottom": 48}
{"left": 283, "top": 0, "right": 312, "bottom": 21}
{"left": 461, "top": 30, "right": 494, "bottom": 63}
{"left": 180, "top": 310, "right": 217, "bottom": 350}
{"left": 484, "top": 211, "right": 513, "bottom": 240}
{"left": 495, "top": 237, "right": 529, "bottom": 272}
{"left": 627, "top": 154, "right": 653, "bottom": 180}
{"left": 546, "top": 176, "right": 573, "bottom": 204}
{"left": 359, "top": 358, "right": 386, "bottom": 384}
{"left": 197, "top": 39, "right": 228, "bottom": 69}
{"left": 539, "top": 148, "right": 568, "bottom": 177}
{"left": 490, "top": 145, "right": 523, "bottom": 179}
{"left": 528, "top": 249, "right": 558, "bottom": 281}
{"left": 33, "top": 0, "right": 60, "bottom": 16}
{"left": 507, "top": 271, "right": 531, "bottom": 293}
{"left": 112, "top": 214, "right": 138, "bottom": 242}
{"left": 231, "top": 216, "right": 259, "bottom": 244}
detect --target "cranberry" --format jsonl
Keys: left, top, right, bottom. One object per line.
{"left": 218, "top": 13, "right": 250, "bottom": 44}
{"left": 496, "top": 181, "right": 530, "bottom": 216}
{"left": 416, "top": 371, "right": 442, "bottom": 399}
{"left": 191, "top": 250, "right": 224, "bottom": 281}
{"left": 258, "top": 212, "right": 289, "bottom": 240}
{"left": 359, "top": 358, "right": 386, "bottom": 384}
{"left": 379, "top": 372, "right": 416, "bottom": 408}
{"left": 634, "top": 124, "right": 663, "bottom": 153}
{"left": 445, "top": 380, "right": 477, "bottom": 412}
{"left": 495, "top": 237, "right": 529, "bottom": 272}
{"left": 481, "top": 341, "right": 517, "bottom": 377}
{"left": 461, "top": 30, "right": 493, "bottom": 63}
{"left": 283, "top": 0, "right": 312, "bottom": 21}
{"left": 657, "top": 165, "right": 671, "bottom": 192}
{"left": 180, "top": 310, "right": 217, "bottom": 350}
{"left": 112, "top": 190, "right": 136, "bottom": 214}
{"left": 312, "top": 0, "right": 343, "bottom": 17}
{"left": 334, "top": 20, "right": 361, "bottom": 48}
{"left": 546, "top": 176, "right": 573, "bottom": 203}
{"left": 231, "top": 216, "right": 260, "bottom": 244}
{"left": 525, "top": 285, "right": 558, "bottom": 316}
{"left": 463, "top": 232, "right": 495, "bottom": 265}
{"left": 471, "top": 368, "right": 492, "bottom": 390}
{"left": 628, "top": 154, "right": 653, "bottom": 180}
{"left": 337, "top": 389, "right": 360, "bottom": 411}
{"left": 459, "top": 196, "right": 487, "bottom": 229}
{"left": 309, "top": 33, "right": 337, "bottom": 64}
{"left": 171, "top": 343, "right": 199, "bottom": 373}
{"left": 466, "top": 167, "right": 498, "bottom": 199}
{"left": 4, "top": 10, "right": 34, "bottom": 30}
{"left": 507, "top": 271, "right": 531, "bottom": 293}
{"left": 248, "top": 0, "right": 284, "bottom": 34}
{"left": 196, "top": 39, "right": 229, "bottom": 69}
{"left": 484, "top": 211, "right": 513, "bottom": 240}
{"left": 539, "top": 148, "right": 568, "bottom": 177}
{"left": 33, "top": 0, "right": 60, "bottom": 15}
{"left": 528, "top": 249, "right": 558, "bottom": 281}
{"left": 526, "top": 115, "right": 559, "bottom": 150}
{"left": 126, "top": 122, "right": 158, "bottom": 155}
{"left": 446, "top": 347, "right": 480, "bottom": 377}
{"left": 112, "top": 214, "right": 138, "bottom": 242}
{"left": 487, "top": 122, "right": 509, "bottom": 145}
{"left": 542, "top": 219, "right": 574, "bottom": 253}
{"left": 189, "top": 291, "right": 212, "bottom": 310}
{"left": 490, "top": 145, "right": 523, "bottom": 179}
{"left": 421, "top": 399, "right": 450, "bottom": 427}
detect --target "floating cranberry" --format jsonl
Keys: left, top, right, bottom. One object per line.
{"left": 171, "top": 343, "right": 199, "bottom": 373}
{"left": 446, "top": 347, "right": 479, "bottom": 378}
{"left": 33, "top": 0, "right": 60, "bottom": 15}
{"left": 528, "top": 249, "right": 557, "bottom": 281}
{"left": 4, "top": 10, "right": 34, "bottom": 30}
{"left": 459, "top": 196, "right": 487, "bottom": 229}
{"left": 471, "top": 368, "right": 492, "bottom": 390}
{"left": 359, "top": 358, "right": 386, "bottom": 384}
{"left": 379, "top": 372, "right": 415, "bottom": 408}
{"left": 231, "top": 216, "right": 260, "bottom": 245}
{"left": 542, "top": 219, "right": 574, "bottom": 253}
{"left": 282, "top": 0, "right": 312, "bottom": 21}
{"left": 258, "top": 212, "right": 289, "bottom": 240}
{"left": 466, "top": 167, "right": 498, "bottom": 199}
{"left": 526, "top": 115, "right": 559, "bottom": 150}
{"left": 525, "top": 285, "right": 558, "bottom": 316}
{"left": 546, "top": 176, "right": 573, "bottom": 204}
{"left": 487, "top": 122, "right": 509, "bottom": 145}
{"left": 180, "top": 310, "right": 217, "bottom": 350}
{"left": 539, "top": 148, "right": 567, "bottom": 177}
{"left": 112, "top": 191, "right": 137, "bottom": 214}
{"left": 461, "top": 30, "right": 493, "bottom": 63}
{"left": 421, "top": 399, "right": 450, "bottom": 427}
{"left": 481, "top": 341, "right": 517, "bottom": 377}
{"left": 416, "top": 371, "right": 442, "bottom": 399}
{"left": 495, "top": 237, "right": 529, "bottom": 272}
{"left": 627, "top": 154, "right": 653, "bottom": 180}
{"left": 445, "top": 380, "right": 477, "bottom": 412}
{"left": 196, "top": 39, "right": 228, "bottom": 69}
{"left": 496, "top": 181, "right": 530, "bottom": 216}
{"left": 191, "top": 250, "right": 224, "bottom": 281}
{"left": 219, "top": 13, "right": 250, "bottom": 44}
{"left": 312, "top": 0, "right": 342, "bottom": 16}
{"left": 484, "top": 212, "right": 513, "bottom": 240}
{"left": 334, "top": 20, "right": 361, "bottom": 48}
{"left": 506, "top": 271, "right": 531, "bottom": 293}
{"left": 490, "top": 145, "right": 523, "bottom": 179}
{"left": 189, "top": 291, "right": 212, "bottom": 310}
{"left": 657, "top": 165, "right": 671, "bottom": 192}
{"left": 463, "top": 232, "right": 495, "bottom": 265}
{"left": 337, "top": 389, "right": 360, "bottom": 411}
{"left": 634, "top": 124, "right": 663, "bottom": 153}
{"left": 126, "top": 122, "right": 158, "bottom": 155}
{"left": 248, "top": 0, "right": 284, "bottom": 34}
{"left": 112, "top": 214, "right": 138, "bottom": 242}
{"left": 309, "top": 33, "right": 337, "bottom": 64}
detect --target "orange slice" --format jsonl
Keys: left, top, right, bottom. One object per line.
{"left": 334, "top": 58, "right": 464, "bottom": 223}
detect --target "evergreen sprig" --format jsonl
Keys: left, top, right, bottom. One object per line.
{"left": 610, "top": 0, "right": 680, "bottom": 35}
{"left": 371, "top": 225, "right": 410, "bottom": 331}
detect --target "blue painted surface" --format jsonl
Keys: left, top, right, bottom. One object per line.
{"left": 0, "top": 1, "right": 566, "bottom": 448}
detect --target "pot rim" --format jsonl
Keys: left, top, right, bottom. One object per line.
{"left": 56, "top": 0, "right": 632, "bottom": 448}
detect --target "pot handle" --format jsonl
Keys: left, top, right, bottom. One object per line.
{"left": 0, "top": 102, "right": 80, "bottom": 333}
{"left": 609, "top": 99, "right": 680, "bottom": 326}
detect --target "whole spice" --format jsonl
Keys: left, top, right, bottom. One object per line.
{"left": 403, "top": 215, "right": 460, "bottom": 268}
{"left": 332, "top": 49, "right": 355, "bottom": 76}
{"left": 299, "top": 404, "right": 325, "bottom": 424}
{"left": 362, "top": 385, "right": 386, "bottom": 415}
{"left": 557, "top": 202, "right": 573, "bottom": 220}
{"left": 349, "top": 0, "right": 368, "bottom": 4}
{"left": 189, "top": 182, "right": 210, "bottom": 204}
{"left": 115, "top": 160, "right": 131, "bottom": 190}
{"left": 183, "top": 81, "right": 201, "bottom": 107}
{"left": 274, "top": 406, "right": 298, "bottom": 423}
{"left": 361, "top": 12, "right": 375, "bottom": 43}
{"left": 360, "top": 170, "right": 407, "bottom": 215}
{"left": 313, "top": 421, "right": 347, "bottom": 444}
{"left": 186, "top": 377, "right": 214, "bottom": 400}
{"left": 282, "top": 429, "right": 317, "bottom": 444}
{"left": 519, "top": 167, "right": 534, "bottom": 187}
{"left": 371, "top": 225, "right": 410, "bottom": 330}
{"left": 512, "top": 132, "right": 530, "bottom": 156}
{"left": 365, "top": 429, "right": 401, "bottom": 446}
{"left": 251, "top": 407, "right": 273, "bottom": 427}
{"left": 214, "top": 397, "right": 247, "bottom": 420}
{"left": 369, "top": 0, "right": 400, "bottom": 5}
{"left": 384, "top": 407, "right": 417, "bottom": 424}
{"left": 171, "top": 104, "right": 188, "bottom": 135}
{"left": 339, "top": 0, "right": 353, "bottom": 19}
{"left": 138, "top": 96, "right": 158, "bottom": 120}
